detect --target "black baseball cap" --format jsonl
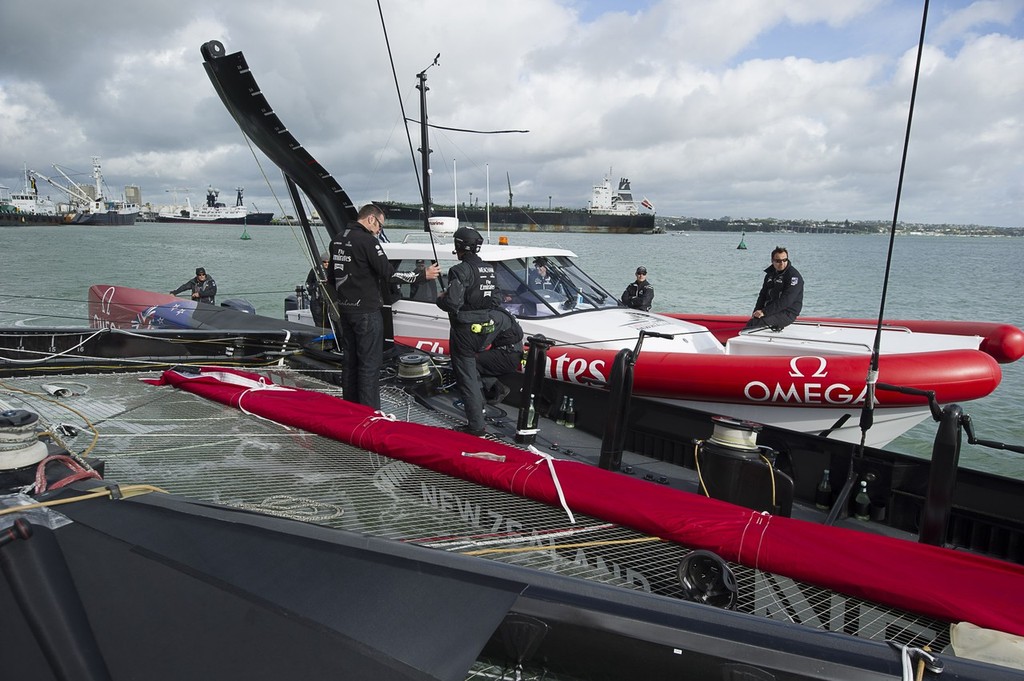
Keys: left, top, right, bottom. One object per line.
{"left": 636, "top": 266, "right": 647, "bottom": 275}
{"left": 196, "top": 267, "right": 206, "bottom": 275}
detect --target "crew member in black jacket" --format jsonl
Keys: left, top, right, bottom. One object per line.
{"left": 327, "top": 205, "right": 395, "bottom": 410}
{"left": 304, "top": 252, "right": 330, "bottom": 328}
{"left": 745, "top": 246, "right": 804, "bottom": 330}
{"left": 621, "top": 265, "right": 654, "bottom": 311}
{"left": 477, "top": 306, "right": 524, "bottom": 405}
{"left": 170, "top": 267, "right": 217, "bottom": 304}
{"left": 437, "top": 227, "right": 499, "bottom": 435}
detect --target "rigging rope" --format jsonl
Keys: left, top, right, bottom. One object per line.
{"left": 829, "top": 0, "right": 932, "bottom": 525}
{"left": 238, "top": 129, "right": 321, "bottom": 273}
{"left": 862, "top": 0, "right": 931, "bottom": 436}
{"left": 377, "top": 0, "right": 423, "bottom": 207}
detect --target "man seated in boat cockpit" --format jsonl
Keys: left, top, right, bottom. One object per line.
{"left": 744, "top": 246, "right": 803, "bottom": 331}
{"left": 528, "top": 258, "right": 557, "bottom": 290}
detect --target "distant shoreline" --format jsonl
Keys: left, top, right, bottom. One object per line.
{"left": 657, "top": 216, "right": 1022, "bottom": 236}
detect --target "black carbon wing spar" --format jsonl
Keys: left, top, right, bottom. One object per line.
{"left": 200, "top": 40, "right": 357, "bottom": 240}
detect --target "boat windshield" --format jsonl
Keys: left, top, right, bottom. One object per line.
{"left": 388, "top": 252, "right": 621, "bottom": 318}
{"left": 490, "top": 255, "right": 620, "bottom": 319}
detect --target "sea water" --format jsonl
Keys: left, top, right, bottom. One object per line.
{"left": 1, "top": 223, "right": 1021, "bottom": 478}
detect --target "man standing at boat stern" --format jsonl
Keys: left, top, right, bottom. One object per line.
{"left": 437, "top": 227, "right": 499, "bottom": 435}
{"left": 745, "top": 246, "right": 803, "bottom": 331}
{"left": 621, "top": 266, "right": 654, "bottom": 311}
{"left": 327, "top": 204, "right": 395, "bottom": 410}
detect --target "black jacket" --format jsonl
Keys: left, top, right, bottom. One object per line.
{"left": 490, "top": 307, "right": 524, "bottom": 350}
{"left": 754, "top": 263, "right": 804, "bottom": 325}
{"left": 621, "top": 280, "right": 654, "bottom": 311}
{"left": 327, "top": 222, "right": 394, "bottom": 313}
{"left": 437, "top": 253, "right": 497, "bottom": 324}
{"left": 304, "top": 267, "right": 324, "bottom": 306}
{"left": 171, "top": 276, "right": 217, "bottom": 304}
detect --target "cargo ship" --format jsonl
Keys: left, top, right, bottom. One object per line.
{"left": 377, "top": 175, "right": 656, "bottom": 233}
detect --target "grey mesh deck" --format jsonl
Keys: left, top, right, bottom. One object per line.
{"left": 1, "top": 368, "right": 953, "bottom": 656}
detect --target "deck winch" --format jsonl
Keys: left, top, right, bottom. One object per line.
{"left": 396, "top": 353, "right": 444, "bottom": 395}
{"left": 677, "top": 550, "right": 737, "bottom": 609}
{"left": 0, "top": 409, "right": 48, "bottom": 472}
{"left": 697, "top": 416, "right": 794, "bottom": 516}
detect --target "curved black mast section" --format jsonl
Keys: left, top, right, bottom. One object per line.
{"left": 200, "top": 40, "right": 358, "bottom": 240}
{"left": 417, "top": 67, "right": 433, "bottom": 234}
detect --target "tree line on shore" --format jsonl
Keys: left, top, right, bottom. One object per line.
{"left": 658, "top": 216, "right": 1021, "bottom": 236}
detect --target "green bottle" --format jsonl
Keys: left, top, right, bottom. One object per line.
{"left": 564, "top": 398, "right": 576, "bottom": 429}
{"left": 853, "top": 481, "right": 871, "bottom": 520}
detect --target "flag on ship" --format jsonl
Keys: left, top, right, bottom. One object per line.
{"left": 641, "top": 197, "right": 654, "bottom": 210}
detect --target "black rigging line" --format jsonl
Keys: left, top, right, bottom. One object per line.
{"left": 406, "top": 121, "right": 530, "bottom": 135}
{"left": 377, "top": 0, "right": 423, "bottom": 206}
{"left": 861, "top": 0, "right": 931, "bottom": 439}
{"left": 828, "top": 0, "right": 931, "bottom": 526}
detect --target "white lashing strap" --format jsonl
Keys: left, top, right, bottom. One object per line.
{"left": 352, "top": 411, "right": 397, "bottom": 448}
{"left": 528, "top": 445, "right": 576, "bottom": 524}
{"left": 738, "top": 510, "right": 772, "bottom": 570}
{"left": 174, "top": 369, "right": 294, "bottom": 424}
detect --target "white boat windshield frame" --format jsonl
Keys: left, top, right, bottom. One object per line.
{"left": 385, "top": 242, "right": 621, "bottom": 319}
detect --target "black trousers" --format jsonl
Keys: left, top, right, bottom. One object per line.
{"left": 450, "top": 323, "right": 494, "bottom": 431}
{"left": 339, "top": 310, "right": 384, "bottom": 410}
{"left": 477, "top": 348, "right": 520, "bottom": 395}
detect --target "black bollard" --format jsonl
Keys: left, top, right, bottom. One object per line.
{"left": 919, "top": 404, "right": 963, "bottom": 547}
{"left": 515, "top": 335, "right": 553, "bottom": 444}
{"left": 598, "top": 348, "right": 634, "bottom": 471}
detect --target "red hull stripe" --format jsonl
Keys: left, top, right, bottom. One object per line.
{"left": 396, "top": 335, "right": 1000, "bottom": 406}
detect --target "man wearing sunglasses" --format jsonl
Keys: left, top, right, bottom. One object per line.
{"left": 745, "top": 246, "right": 803, "bottom": 331}
{"left": 170, "top": 266, "right": 217, "bottom": 305}
{"left": 327, "top": 204, "right": 395, "bottom": 410}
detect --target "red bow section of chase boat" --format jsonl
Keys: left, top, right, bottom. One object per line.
{"left": 397, "top": 335, "right": 1001, "bottom": 407}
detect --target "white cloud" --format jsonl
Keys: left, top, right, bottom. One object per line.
{"left": 1, "top": 0, "right": 1021, "bottom": 227}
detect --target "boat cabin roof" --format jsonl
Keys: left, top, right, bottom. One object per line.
{"left": 385, "top": 232, "right": 576, "bottom": 263}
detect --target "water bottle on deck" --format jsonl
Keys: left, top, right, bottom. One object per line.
{"left": 814, "top": 469, "right": 832, "bottom": 510}
{"left": 526, "top": 393, "right": 538, "bottom": 430}
{"left": 853, "top": 480, "right": 871, "bottom": 520}
{"left": 564, "top": 398, "right": 576, "bottom": 429}
{"left": 556, "top": 396, "right": 569, "bottom": 425}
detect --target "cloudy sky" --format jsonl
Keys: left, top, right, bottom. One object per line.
{"left": 2, "top": 0, "right": 1022, "bottom": 227}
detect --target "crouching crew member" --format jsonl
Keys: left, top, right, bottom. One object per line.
{"left": 477, "top": 306, "right": 525, "bottom": 406}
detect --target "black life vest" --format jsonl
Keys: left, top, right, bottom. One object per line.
{"left": 463, "top": 257, "right": 497, "bottom": 311}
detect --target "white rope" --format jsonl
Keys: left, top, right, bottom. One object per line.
{"left": 172, "top": 369, "right": 295, "bottom": 426}
{"left": 352, "top": 410, "right": 397, "bottom": 448}
{"left": 897, "top": 643, "right": 914, "bottom": 681}
{"left": 0, "top": 328, "right": 108, "bottom": 364}
{"left": 528, "top": 445, "right": 576, "bottom": 524}
{"left": 738, "top": 510, "right": 772, "bottom": 570}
